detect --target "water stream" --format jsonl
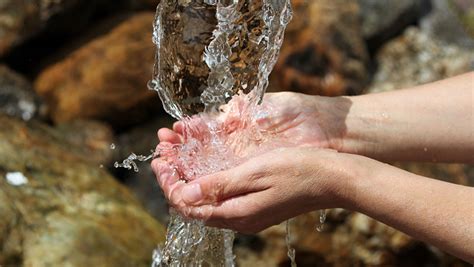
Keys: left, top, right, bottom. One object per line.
{"left": 124, "top": 0, "right": 293, "bottom": 266}
{"left": 146, "top": 0, "right": 292, "bottom": 266}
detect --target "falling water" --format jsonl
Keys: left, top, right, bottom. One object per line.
{"left": 147, "top": 0, "right": 292, "bottom": 266}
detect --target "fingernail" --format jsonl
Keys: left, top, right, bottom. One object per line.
{"left": 182, "top": 183, "right": 203, "bottom": 204}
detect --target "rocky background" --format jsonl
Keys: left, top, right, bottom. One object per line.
{"left": 0, "top": 0, "right": 473, "bottom": 266}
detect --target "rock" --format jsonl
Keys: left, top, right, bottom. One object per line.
{"left": 56, "top": 119, "right": 116, "bottom": 165}
{"left": 420, "top": 0, "right": 474, "bottom": 48}
{"left": 269, "top": 0, "right": 369, "bottom": 97}
{"left": 128, "top": 0, "right": 160, "bottom": 9}
{"left": 34, "top": 12, "right": 161, "bottom": 128}
{"left": 368, "top": 27, "right": 474, "bottom": 94}
{"left": 358, "top": 0, "right": 431, "bottom": 48}
{"left": 0, "top": 114, "right": 165, "bottom": 266}
{"left": 0, "top": 65, "right": 43, "bottom": 120}
{"left": 0, "top": 0, "right": 112, "bottom": 57}
{"left": 450, "top": 0, "right": 474, "bottom": 37}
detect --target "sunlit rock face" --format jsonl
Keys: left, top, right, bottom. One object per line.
{"left": 269, "top": 0, "right": 369, "bottom": 97}
{"left": 0, "top": 114, "right": 165, "bottom": 266}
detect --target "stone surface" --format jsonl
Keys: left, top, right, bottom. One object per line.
{"left": 128, "top": 0, "right": 160, "bottom": 9}
{"left": 0, "top": 114, "right": 165, "bottom": 266}
{"left": 421, "top": 0, "right": 474, "bottom": 48}
{"left": 34, "top": 12, "right": 160, "bottom": 128}
{"left": 450, "top": 0, "right": 474, "bottom": 37}
{"left": 269, "top": 0, "right": 369, "bottom": 97}
{"left": 0, "top": 0, "right": 112, "bottom": 57}
{"left": 368, "top": 27, "right": 474, "bottom": 94}
{"left": 0, "top": 64, "right": 43, "bottom": 120}
{"left": 358, "top": 0, "right": 431, "bottom": 44}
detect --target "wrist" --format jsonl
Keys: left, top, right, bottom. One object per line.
{"left": 312, "top": 96, "right": 353, "bottom": 152}
{"left": 327, "top": 153, "right": 378, "bottom": 211}
{"left": 304, "top": 150, "right": 370, "bottom": 211}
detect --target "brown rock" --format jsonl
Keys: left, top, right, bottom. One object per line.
{"left": 34, "top": 12, "right": 160, "bottom": 128}
{"left": 0, "top": 0, "right": 112, "bottom": 57}
{"left": 269, "top": 0, "right": 369, "bottom": 97}
{"left": 0, "top": 64, "right": 44, "bottom": 120}
{"left": 129, "top": 0, "right": 160, "bottom": 9}
{"left": 0, "top": 114, "right": 165, "bottom": 266}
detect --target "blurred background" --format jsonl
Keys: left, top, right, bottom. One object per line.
{"left": 0, "top": 0, "right": 473, "bottom": 266}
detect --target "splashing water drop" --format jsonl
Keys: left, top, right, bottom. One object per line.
{"left": 286, "top": 220, "right": 297, "bottom": 267}
{"left": 114, "top": 152, "right": 155, "bottom": 173}
{"left": 316, "top": 210, "right": 327, "bottom": 232}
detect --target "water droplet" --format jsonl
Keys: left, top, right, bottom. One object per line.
{"left": 285, "top": 220, "right": 297, "bottom": 267}
{"left": 99, "top": 164, "right": 104, "bottom": 169}
{"left": 110, "top": 143, "right": 116, "bottom": 150}
{"left": 316, "top": 210, "right": 326, "bottom": 232}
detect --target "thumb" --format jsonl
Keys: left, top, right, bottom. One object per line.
{"left": 180, "top": 167, "right": 262, "bottom": 206}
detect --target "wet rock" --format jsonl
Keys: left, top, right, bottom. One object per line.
{"left": 358, "top": 0, "right": 431, "bottom": 48}
{"left": 421, "top": 0, "right": 474, "bottom": 48}
{"left": 0, "top": 0, "right": 112, "bottom": 57}
{"left": 34, "top": 12, "right": 160, "bottom": 128}
{"left": 0, "top": 114, "right": 165, "bottom": 266}
{"left": 0, "top": 65, "right": 43, "bottom": 120}
{"left": 269, "top": 0, "right": 369, "bottom": 97}
{"left": 368, "top": 27, "right": 474, "bottom": 94}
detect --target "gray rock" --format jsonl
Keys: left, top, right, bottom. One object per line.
{"left": 358, "top": 0, "right": 431, "bottom": 43}
{"left": 368, "top": 27, "right": 474, "bottom": 93}
{"left": 420, "top": 0, "right": 474, "bottom": 48}
{"left": 0, "top": 114, "right": 165, "bottom": 266}
{"left": 0, "top": 65, "right": 42, "bottom": 120}
{"left": 0, "top": 0, "right": 112, "bottom": 56}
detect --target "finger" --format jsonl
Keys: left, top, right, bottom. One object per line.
{"left": 185, "top": 197, "right": 245, "bottom": 222}
{"left": 173, "top": 122, "right": 184, "bottom": 135}
{"left": 151, "top": 159, "right": 180, "bottom": 196}
{"left": 158, "top": 128, "right": 181, "bottom": 144}
{"left": 180, "top": 165, "right": 269, "bottom": 206}
{"left": 185, "top": 195, "right": 267, "bottom": 233}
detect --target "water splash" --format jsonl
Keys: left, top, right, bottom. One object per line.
{"left": 114, "top": 151, "right": 156, "bottom": 173}
{"left": 286, "top": 220, "right": 297, "bottom": 267}
{"left": 149, "top": 0, "right": 292, "bottom": 266}
{"left": 316, "top": 210, "right": 327, "bottom": 232}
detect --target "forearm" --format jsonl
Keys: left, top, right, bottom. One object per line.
{"left": 329, "top": 72, "right": 474, "bottom": 163}
{"left": 339, "top": 157, "right": 474, "bottom": 263}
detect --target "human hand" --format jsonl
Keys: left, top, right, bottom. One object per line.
{"left": 157, "top": 92, "right": 346, "bottom": 150}
{"left": 152, "top": 147, "right": 355, "bottom": 234}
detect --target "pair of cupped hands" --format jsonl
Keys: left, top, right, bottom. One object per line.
{"left": 152, "top": 92, "right": 360, "bottom": 233}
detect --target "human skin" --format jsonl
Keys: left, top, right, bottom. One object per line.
{"left": 152, "top": 72, "right": 474, "bottom": 263}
